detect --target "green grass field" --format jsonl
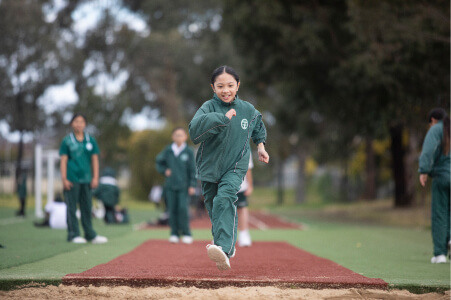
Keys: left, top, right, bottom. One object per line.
{"left": 0, "top": 192, "right": 449, "bottom": 293}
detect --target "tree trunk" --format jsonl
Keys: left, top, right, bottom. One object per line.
{"left": 390, "top": 124, "right": 413, "bottom": 207}
{"left": 162, "top": 58, "right": 183, "bottom": 124}
{"left": 295, "top": 149, "right": 306, "bottom": 204}
{"left": 363, "top": 136, "right": 377, "bottom": 200}
{"left": 340, "top": 157, "right": 349, "bottom": 202}
{"left": 276, "top": 155, "right": 285, "bottom": 205}
{"left": 405, "top": 129, "right": 419, "bottom": 206}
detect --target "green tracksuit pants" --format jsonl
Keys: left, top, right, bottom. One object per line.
{"left": 202, "top": 171, "right": 243, "bottom": 258}
{"left": 166, "top": 189, "right": 191, "bottom": 236}
{"left": 431, "top": 176, "right": 450, "bottom": 256}
{"left": 64, "top": 183, "right": 97, "bottom": 241}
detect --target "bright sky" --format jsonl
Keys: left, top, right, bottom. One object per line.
{"left": 3, "top": 0, "right": 160, "bottom": 143}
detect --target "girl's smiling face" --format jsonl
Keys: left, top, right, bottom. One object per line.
{"left": 211, "top": 73, "right": 240, "bottom": 103}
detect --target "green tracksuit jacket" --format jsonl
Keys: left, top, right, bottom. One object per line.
{"left": 189, "top": 94, "right": 266, "bottom": 183}
{"left": 156, "top": 144, "right": 197, "bottom": 190}
{"left": 419, "top": 121, "right": 450, "bottom": 179}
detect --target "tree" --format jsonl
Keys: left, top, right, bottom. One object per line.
{"left": 223, "top": 0, "right": 351, "bottom": 203}
{"left": 342, "top": 0, "right": 450, "bottom": 206}
{"left": 0, "top": 0, "right": 72, "bottom": 183}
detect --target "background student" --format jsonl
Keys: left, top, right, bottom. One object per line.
{"left": 419, "top": 108, "right": 450, "bottom": 264}
{"left": 156, "top": 127, "right": 196, "bottom": 244}
{"left": 59, "top": 113, "right": 108, "bottom": 244}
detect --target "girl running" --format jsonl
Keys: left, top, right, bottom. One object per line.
{"left": 189, "top": 66, "right": 269, "bottom": 270}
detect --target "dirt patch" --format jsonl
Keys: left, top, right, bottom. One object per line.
{"left": 1, "top": 285, "right": 449, "bottom": 300}
{"left": 63, "top": 240, "right": 386, "bottom": 289}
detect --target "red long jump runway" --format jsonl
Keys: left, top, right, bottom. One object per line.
{"left": 145, "top": 211, "right": 303, "bottom": 230}
{"left": 63, "top": 240, "right": 387, "bottom": 289}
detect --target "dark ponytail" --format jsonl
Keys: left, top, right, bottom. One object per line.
{"left": 443, "top": 116, "right": 450, "bottom": 155}
{"left": 427, "top": 108, "right": 450, "bottom": 155}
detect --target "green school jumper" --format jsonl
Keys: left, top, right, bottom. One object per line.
{"left": 189, "top": 94, "right": 266, "bottom": 257}
{"left": 156, "top": 144, "right": 196, "bottom": 237}
{"left": 419, "top": 121, "right": 451, "bottom": 256}
{"left": 59, "top": 132, "right": 100, "bottom": 241}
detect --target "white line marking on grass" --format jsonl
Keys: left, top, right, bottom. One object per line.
{"left": 0, "top": 217, "right": 26, "bottom": 226}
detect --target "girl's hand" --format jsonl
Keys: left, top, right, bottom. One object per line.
{"left": 188, "top": 187, "right": 196, "bottom": 196}
{"left": 91, "top": 177, "right": 99, "bottom": 189}
{"left": 165, "top": 169, "right": 172, "bottom": 177}
{"left": 225, "top": 109, "right": 236, "bottom": 120}
{"left": 419, "top": 174, "right": 428, "bottom": 187}
{"left": 258, "top": 143, "right": 269, "bottom": 164}
{"left": 63, "top": 179, "right": 73, "bottom": 191}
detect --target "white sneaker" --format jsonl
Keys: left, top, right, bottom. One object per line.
{"left": 431, "top": 255, "right": 447, "bottom": 263}
{"left": 169, "top": 235, "right": 179, "bottom": 243}
{"left": 206, "top": 244, "right": 230, "bottom": 270}
{"left": 91, "top": 235, "right": 108, "bottom": 244}
{"left": 181, "top": 235, "right": 193, "bottom": 244}
{"left": 238, "top": 230, "right": 252, "bottom": 247}
{"left": 72, "top": 236, "right": 87, "bottom": 244}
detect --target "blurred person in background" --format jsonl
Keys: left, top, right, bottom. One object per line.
{"left": 59, "top": 113, "right": 107, "bottom": 244}
{"left": 156, "top": 127, "right": 197, "bottom": 244}
{"left": 15, "top": 169, "right": 27, "bottom": 217}
{"left": 93, "top": 167, "right": 129, "bottom": 224}
{"left": 237, "top": 153, "right": 254, "bottom": 247}
{"left": 419, "top": 108, "right": 450, "bottom": 264}
{"left": 34, "top": 194, "right": 67, "bottom": 229}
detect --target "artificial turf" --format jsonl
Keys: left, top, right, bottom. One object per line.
{"left": 0, "top": 207, "right": 449, "bottom": 293}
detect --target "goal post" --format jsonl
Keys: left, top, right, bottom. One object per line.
{"left": 34, "top": 144, "right": 60, "bottom": 218}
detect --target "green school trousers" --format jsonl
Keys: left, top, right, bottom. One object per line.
{"left": 165, "top": 189, "right": 191, "bottom": 236}
{"left": 64, "top": 183, "right": 97, "bottom": 241}
{"left": 431, "top": 176, "right": 450, "bottom": 256}
{"left": 202, "top": 171, "right": 243, "bottom": 258}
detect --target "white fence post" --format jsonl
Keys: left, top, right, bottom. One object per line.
{"left": 34, "top": 144, "right": 44, "bottom": 218}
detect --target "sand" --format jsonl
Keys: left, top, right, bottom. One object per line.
{"left": 0, "top": 285, "right": 449, "bottom": 300}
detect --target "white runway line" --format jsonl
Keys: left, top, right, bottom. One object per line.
{"left": 248, "top": 215, "right": 268, "bottom": 231}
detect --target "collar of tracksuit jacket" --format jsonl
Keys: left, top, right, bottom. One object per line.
{"left": 213, "top": 93, "right": 239, "bottom": 107}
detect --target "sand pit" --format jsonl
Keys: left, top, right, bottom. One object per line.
{"left": 1, "top": 285, "right": 449, "bottom": 300}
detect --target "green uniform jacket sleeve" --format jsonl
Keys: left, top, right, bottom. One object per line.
{"left": 419, "top": 125, "right": 442, "bottom": 174}
{"left": 251, "top": 111, "right": 267, "bottom": 145}
{"left": 187, "top": 149, "right": 196, "bottom": 187}
{"left": 189, "top": 104, "right": 231, "bottom": 145}
{"left": 155, "top": 148, "right": 168, "bottom": 175}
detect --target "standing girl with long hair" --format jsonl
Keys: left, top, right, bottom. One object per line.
{"left": 419, "top": 108, "right": 450, "bottom": 263}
